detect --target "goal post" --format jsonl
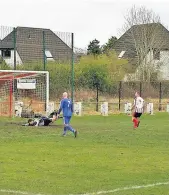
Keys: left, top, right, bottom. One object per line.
{"left": 0, "top": 77, "right": 13, "bottom": 117}
{"left": 0, "top": 70, "right": 49, "bottom": 117}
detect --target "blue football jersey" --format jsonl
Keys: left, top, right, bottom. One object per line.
{"left": 59, "top": 98, "right": 73, "bottom": 117}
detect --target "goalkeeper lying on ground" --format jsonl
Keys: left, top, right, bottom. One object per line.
{"left": 22, "top": 111, "right": 62, "bottom": 126}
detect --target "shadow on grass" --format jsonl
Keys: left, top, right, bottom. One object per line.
{"left": 6, "top": 122, "right": 63, "bottom": 128}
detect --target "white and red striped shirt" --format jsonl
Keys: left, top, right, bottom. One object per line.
{"left": 134, "top": 97, "right": 144, "bottom": 113}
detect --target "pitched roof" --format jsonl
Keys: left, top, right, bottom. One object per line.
{"left": 0, "top": 26, "right": 72, "bottom": 63}
{"left": 114, "top": 23, "right": 169, "bottom": 64}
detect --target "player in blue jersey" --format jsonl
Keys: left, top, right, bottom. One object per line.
{"left": 58, "top": 92, "right": 77, "bottom": 138}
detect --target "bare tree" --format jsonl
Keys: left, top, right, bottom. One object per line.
{"left": 121, "top": 6, "right": 169, "bottom": 81}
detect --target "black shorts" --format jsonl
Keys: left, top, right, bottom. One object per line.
{"left": 43, "top": 118, "right": 52, "bottom": 126}
{"left": 39, "top": 117, "right": 52, "bottom": 126}
{"left": 133, "top": 112, "right": 142, "bottom": 118}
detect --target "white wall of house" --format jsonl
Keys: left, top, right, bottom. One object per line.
{"left": 124, "top": 50, "right": 169, "bottom": 81}
{"left": 145, "top": 50, "right": 169, "bottom": 80}
{"left": 156, "top": 51, "right": 169, "bottom": 80}
{"left": 0, "top": 50, "right": 22, "bottom": 66}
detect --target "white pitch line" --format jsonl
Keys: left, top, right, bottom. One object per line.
{"left": 69, "top": 181, "right": 169, "bottom": 195}
{"left": 0, "top": 181, "right": 169, "bottom": 195}
{"left": 0, "top": 189, "right": 46, "bottom": 195}
{"left": 1, "top": 181, "right": 168, "bottom": 195}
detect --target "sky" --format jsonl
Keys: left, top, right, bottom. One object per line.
{"left": 0, "top": 0, "right": 169, "bottom": 49}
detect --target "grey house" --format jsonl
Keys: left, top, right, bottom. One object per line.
{"left": 0, "top": 27, "right": 72, "bottom": 66}
{"left": 114, "top": 23, "right": 169, "bottom": 60}
{"left": 113, "top": 23, "right": 169, "bottom": 80}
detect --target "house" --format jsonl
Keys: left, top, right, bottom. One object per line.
{"left": 113, "top": 23, "right": 169, "bottom": 80}
{"left": 0, "top": 26, "right": 73, "bottom": 66}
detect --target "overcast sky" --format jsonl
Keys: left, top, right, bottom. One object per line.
{"left": 0, "top": 0, "right": 168, "bottom": 49}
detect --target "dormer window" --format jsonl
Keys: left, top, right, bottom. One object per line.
{"left": 45, "top": 50, "right": 54, "bottom": 61}
{"left": 118, "top": 51, "right": 126, "bottom": 59}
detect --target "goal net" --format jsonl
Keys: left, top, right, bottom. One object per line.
{"left": 0, "top": 70, "right": 49, "bottom": 117}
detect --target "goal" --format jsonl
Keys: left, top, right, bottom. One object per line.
{"left": 0, "top": 70, "right": 49, "bottom": 117}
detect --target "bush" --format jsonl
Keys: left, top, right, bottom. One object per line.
{"left": 15, "top": 51, "right": 129, "bottom": 100}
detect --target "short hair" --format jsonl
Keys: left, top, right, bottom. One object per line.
{"left": 63, "top": 92, "right": 68, "bottom": 98}
{"left": 28, "top": 119, "right": 33, "bottom": 123}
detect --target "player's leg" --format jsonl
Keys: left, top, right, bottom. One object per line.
{"left": 66, "top": 117, "right": 75, "bottom": 132}
{"left": 66, "top": 117, "right": 77, "bottom": 137}
{"left": 132, "top": 112, "right": 138, "bottom": 128}
{"left": 62, "top": 117, "right": 74, "bottom": 136}
{"left": 137, "top": 118, "right": 140, "bottom": 127}
{"left": 137, "top": 113, "right": 142, "bottom": 127}
{"left": 62, "top": 117, "right": 68, "bottom": 136}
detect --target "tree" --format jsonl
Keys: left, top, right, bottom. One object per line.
{"left": 78, "top": 51, "right": 129, "bottom": 83}
{"left": 122, "top": 5, "right": 167, "bottom": 82}
{"left": 87, "top": 39, "right": 102, "bottom": 56}
{"left": 77, "top": 52, "right": 129, "bottom": 110}
{"left": 82, "top": 65, "right": 108, "bottom": 111}
{"left": 102, "top": 36, "right": 117, "bottom": 53}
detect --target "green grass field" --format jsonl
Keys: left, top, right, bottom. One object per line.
{"left": 0, "top": 114, "right": 169, "bottom": 195}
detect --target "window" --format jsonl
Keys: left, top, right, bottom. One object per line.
{"left": 153, "top": 49, "right": 160, "bottom": 60}
{"left": 45, "top": 50, "right": 54, "bottom": 61}
{"left": 118, "top": 51, "right": 126, "bottom": 59}
{"left": 2, "top": 49, "right": 11, "bottom": 58}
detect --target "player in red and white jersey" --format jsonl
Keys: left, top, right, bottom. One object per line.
{"left": 132, "top": 92, "right": 144, "bottom": 129}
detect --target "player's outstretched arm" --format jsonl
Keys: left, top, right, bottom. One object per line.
{"left": 22, "top": 123, "right": 29, "bottom": 126}
{"left": 58, "top": 100, "right": 64, "bottom": 118}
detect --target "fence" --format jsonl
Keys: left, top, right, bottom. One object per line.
{"left": 71, "top": 81, "right": 169, "bottom": 114}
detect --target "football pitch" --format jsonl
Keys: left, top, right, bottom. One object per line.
{"left": 0, "top": 113, "right": 169, "bottom": 195}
